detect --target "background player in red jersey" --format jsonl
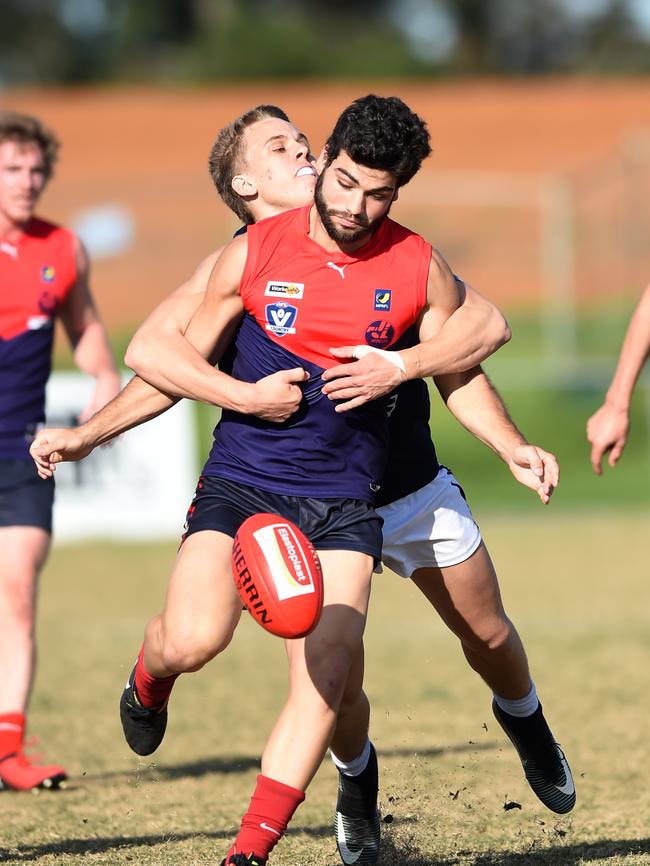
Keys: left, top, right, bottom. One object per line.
{"left": 0, "top": 112, "right": 120, "bottom": 791}
{"left": 586, "top": 283, "right": 650, "bottom": 474}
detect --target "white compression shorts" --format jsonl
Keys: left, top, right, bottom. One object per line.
{"left": 377, "top": 466, "right": 482, "bottom": 577}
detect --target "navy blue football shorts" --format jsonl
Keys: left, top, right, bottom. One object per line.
{"left": 0, "top": 458, "right": 55, "bottom": 532}
{"left": 182, "top": 475, "right": 383, "bottom": 563}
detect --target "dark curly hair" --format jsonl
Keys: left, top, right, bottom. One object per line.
{"left": 323, "top": 94, "right": 431, "bottom": 188}
{"left": 209, "top": 104, "right": 290, "bottom": 224}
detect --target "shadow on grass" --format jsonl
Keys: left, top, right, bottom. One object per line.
{"left": 3, "top": 833, "right": 650, "bottom": 865}
{"left": 377, "top": 834, "right": 650, "bottom": 865}
{"left": 84, "top": 741, "right": 500, "bottom": 787}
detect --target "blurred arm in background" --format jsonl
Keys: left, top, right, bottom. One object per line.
{"left": 434, "top": 367, "right": 559, "bottom": 504}
{"left": 586, "top": 283, "right": 650, "bottom": 475}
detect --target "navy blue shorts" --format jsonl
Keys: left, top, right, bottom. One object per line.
{"left": 182, "top": 475, "right": 383, "bottom": 562}
{"left": 0, "top": 458, "right": 55, "bottom": 532}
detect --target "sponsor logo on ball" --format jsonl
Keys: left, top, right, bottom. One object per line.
{"left": 232, "top": 536, "right": 274, "bottom": 626}
{"left": 253, "top": 523, "right": 316, "bottom": 600}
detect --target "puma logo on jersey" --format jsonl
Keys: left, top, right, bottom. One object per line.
{"left": 326, "top": 262, "right": 347, "bottom": 279}
{"left": 0, "top": 241, "right": 18, "bottom": 259}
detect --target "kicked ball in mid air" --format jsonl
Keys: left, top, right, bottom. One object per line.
{"left": 232, "top": 512, "right": 324, "bottom": 639}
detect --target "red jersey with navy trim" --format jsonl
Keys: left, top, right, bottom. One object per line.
{"left": 0, "top": 217, "right": 77, "bottom": 458}
{"left": 203, "top": 205, "right": 431, "bottom": 501}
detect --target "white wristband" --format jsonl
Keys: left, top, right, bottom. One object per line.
{"left": 352, "top": 345, "right": 406, "bottom": 373}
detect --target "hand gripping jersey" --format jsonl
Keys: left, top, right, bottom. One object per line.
{"left": 0, "top": 218, "right": 77, "bottom": 458}
{"left": 202, "top": 205, "right": 431, "bottom": 502}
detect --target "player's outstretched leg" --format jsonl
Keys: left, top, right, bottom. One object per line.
{"left": 492, "top": 693, "right": 575, "bottom": 814}
{"left": 0, "top": 713, "right": 66, "bottom": 791}
{"left": 119, "top": 649, "right": 176, "bottom": 756}
{"left": 333, "top": 739, "right": 380, "bottom": 865}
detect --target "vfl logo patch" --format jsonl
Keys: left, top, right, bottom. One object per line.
{"left": 41, "top": 265, "right": 55, "bottom": 283}
{"left": 253, "top": 523, "right": 318, "bottom": 600}
{"left": 264, "top": 280, "right": 304, "bottom": 299}
{"left": 365, "top": 320, "right": 394, "bottom": 348}
{"left": 265, "top": 302, "right": 297, "bottom": 337}
{"left": 374, "top": 289, "right": 392, "bottom": 311}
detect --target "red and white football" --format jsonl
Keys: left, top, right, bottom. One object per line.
{"left": 232, "top": 512, "right": 324, "bottom": 639}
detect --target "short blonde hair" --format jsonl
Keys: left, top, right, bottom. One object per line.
{"left": 208, "top": 105, "right": 289, "bottom": 224}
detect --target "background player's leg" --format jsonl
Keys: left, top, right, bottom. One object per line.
{"left": 0, "top": 526, "right": 66, "bottom": 790}
{"left": 411, "top": 541, "right": 530, "bottom": 698}
{"left": 0, "top": 526, "right": 50, "bottom": 715}
{"left": 225, "top": 550, "right": 372, "bottom": 863}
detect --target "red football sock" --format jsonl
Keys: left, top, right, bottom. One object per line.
{"left": 133, "top": 645, "right": 178, "bottom": 709}
{"left": 0, "top": 712, "right": 24, "bottom": 760}
{"left": 227, "top": 774, "right": 305, "bottom": 862}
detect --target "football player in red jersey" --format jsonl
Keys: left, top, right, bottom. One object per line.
{"left": 32, "top": 100, "right": 571, "bottom": 863}
{"left": 0, "top": 112, "right": 120, "bottom": 791}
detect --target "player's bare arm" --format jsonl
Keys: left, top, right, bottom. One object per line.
{"left": 59, "top": 239, "right": 121, "bottom": 420}
{"left": 30, "top": 375, "right": 179, "bottom": 478}
{"left": 435, "top": 366, "right": 559, "bottom": 504}
{"left": 586, "top": 282, "right": 650, "bottom": 474}
{"left": 129, "top": 234, "right": 307, "bottom": 421}
{"left": 321, "top": 249, "right": 509, "bottom": 411}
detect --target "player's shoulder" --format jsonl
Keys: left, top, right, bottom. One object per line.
{"left": 27, "top": 216, "right": 75, "bottom": 246}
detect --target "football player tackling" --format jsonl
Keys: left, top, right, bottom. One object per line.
{"left": 32, "top": 99, "right": 573, "bottom": 864}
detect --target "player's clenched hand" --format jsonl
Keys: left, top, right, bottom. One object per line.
{"left": 247, "top": 367, "right": 308, "bottom": 423}
{"left": 321, "top": 346, "right": 404, "bottom": 412}
{"left": 29, "top": 428, "right": 94, "bottom": 479}
{"left": 506, "top": 445, "right": 559, "bottom": 504}
{"left": 586, "top": 403, "right": 629, "bottom": 475}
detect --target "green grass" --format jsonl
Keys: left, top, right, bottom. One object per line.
{"left": 1, "top": 513, "right": 649, "bottom": 864}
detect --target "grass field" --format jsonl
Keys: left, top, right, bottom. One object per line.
{"left": 1, "top": 512, "right": 649, "bottom": 865}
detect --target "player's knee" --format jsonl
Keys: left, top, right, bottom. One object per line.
{"left": 463, "top": 615, "right": 514, "bottom": 656}
{"left": 159, "top": 627, "right": 229, "bottom": 673}
{"left": 0, "top": 586, "right": 35, "bottom": 633}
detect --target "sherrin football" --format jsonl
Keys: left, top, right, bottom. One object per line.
{"left": 232, "top": 512, "right": 324, "bottom": 639}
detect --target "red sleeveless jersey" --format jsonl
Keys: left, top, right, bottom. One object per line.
{"left": 239, "top": 205, "right": 430, "bottom": 367}
{"left": 0, "top": 217, "right": 77, "bottom": 458}
{"left": 203, "top": 205, "right": 431, "bottom": 501}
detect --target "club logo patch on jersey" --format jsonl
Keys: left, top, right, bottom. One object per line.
{"left": 265, "top": 302, "right": 298, "bottom": 337}
{"left": 374, "top": 289, "right": 392, "bottom": 311}
{"left": 265, "top": 281, "right": 304, "bottom": 299}
{"left": 365, "top": 320, "right": 394, "bottom": 348}
{"left": 41, "top": 265, "right": 56, "bottom": 283}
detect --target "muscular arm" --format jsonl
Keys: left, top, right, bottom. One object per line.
{"left": 586, "top": 283, "right": 650, "bottom": 474}
{"left": 128, "top": 235, "right": 308, "bottom": 417}
{"left": 435, "top": 367, "right": 558, "bottom": 504}
{"left": 60, "top": 240, "right": 121, "bottom": 419}
{"left": 321, "top": 249, "right": 510, "bottom": 410}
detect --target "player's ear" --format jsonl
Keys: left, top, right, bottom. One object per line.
{"left": 232, "top": 174, "right": 257, "bottom": 197}
{"left": 392, "top": 188, "right": 400, "bottom": 203}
